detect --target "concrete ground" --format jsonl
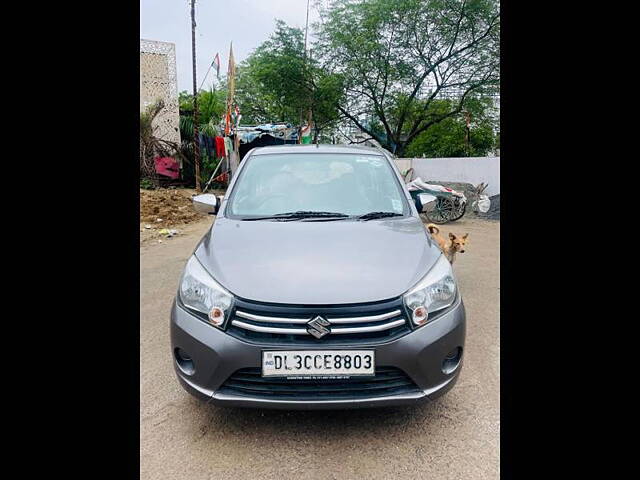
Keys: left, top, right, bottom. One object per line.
{"left": 140, "top": 216, "right": 500, "bottom": 480}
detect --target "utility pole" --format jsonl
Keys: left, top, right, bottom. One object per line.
{"left": 304, "top": 0, "right": 310, "bottom": 54}
{"left": 304, "top": 0, "right": 315, "bottom": 143}
{"left": 190, "top": 0, "right": 201, "bottom": 192}
{"left": 299, "top": 0, "right": 311, "bottom": 143}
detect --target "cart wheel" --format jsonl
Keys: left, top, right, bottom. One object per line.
{"left": 448, "top": 198, "right": 467, "bottom": 222}
{"left": 424, "top": 197, "right": 456, "bottom": 224}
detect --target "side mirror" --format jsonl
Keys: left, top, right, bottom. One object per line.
{"left": 192, "top": 194, "right": 221, "bottom": 215}
{"left": 416, "top": 193, "right": 437, "bottom": 213}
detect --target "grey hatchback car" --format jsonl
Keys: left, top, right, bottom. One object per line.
{"left": 171, "top": 144, "right": 465, "bottom": 409}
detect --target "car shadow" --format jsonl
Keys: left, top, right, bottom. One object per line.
{"left": 184, "top": 394, "right": 455, "bottom": 442}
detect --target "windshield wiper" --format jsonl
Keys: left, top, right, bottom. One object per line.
{"left": 243, "top": 211, "right": 350, "bottom": 221}
{"left": 357, "top": 211, "right": 404, "bottom": 221}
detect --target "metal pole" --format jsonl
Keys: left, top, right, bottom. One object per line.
{"left": 191, "top": 0, "right": 201, "bottom": 192}
{"left": 304, "top": 0, "right": 313, "bottom": 143}
{"left": 202, "top": 158, "right": 224, "bottom": 193}
{"left": 199, "top": 63, "right": 213, "bottom": 92}
{"left": 304, "top": 0, "right": 310, "bottom": 54}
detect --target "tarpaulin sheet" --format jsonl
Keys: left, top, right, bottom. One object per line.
{"left": 154, "top": 157, "right": 180, "bottom": 179}
{"left": 406, "top": 177, "right": 467, "bottom": 203}
{"left": 236, "top": 123, "right": 300, "bottom": 143}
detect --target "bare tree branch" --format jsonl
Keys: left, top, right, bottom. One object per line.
{"left": 337, "top": 106, "right": 386, "bottom": 147}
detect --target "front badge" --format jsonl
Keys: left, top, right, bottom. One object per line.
{"left": 306, "top": 316, "right": 330, "bottom": 339}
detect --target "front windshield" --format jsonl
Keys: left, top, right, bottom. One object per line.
{"left": 226, "top": 152, "right": 408, "bottom": 218}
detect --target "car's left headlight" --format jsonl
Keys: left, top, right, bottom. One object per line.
{"left": 179, "top": 255, "right": 234, "bottom": 328}
{"left": 403, "top": 255, "right": 457, "bottom": 327}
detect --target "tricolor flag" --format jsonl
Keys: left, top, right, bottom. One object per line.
{"left": 300, "top": 123, "right": 312, "bottom": 144}
{"left": 212, "top": 53, "right": 221, "bottom": 79}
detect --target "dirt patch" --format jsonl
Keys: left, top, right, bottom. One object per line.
{"left": 141, "top": 188, "right": 204, "bottom": 227}
{"left": 140, "top": 187, "right": 226, "bottom": 244}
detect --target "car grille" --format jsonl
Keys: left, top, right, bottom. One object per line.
{"left": 226, "top": 297, "right": 411, "bottom": 345}
{"left": 217, "top": 366, "right": 420, "bottom": 400}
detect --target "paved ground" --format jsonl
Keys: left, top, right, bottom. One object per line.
{"left": 140, "top": 216, "right": 500, "bottom": 480}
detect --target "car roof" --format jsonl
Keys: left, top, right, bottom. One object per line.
{"left": 250, "top": 144, "right": 390, "bottom": 156}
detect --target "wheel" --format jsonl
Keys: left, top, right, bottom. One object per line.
{"left": 448, "top": 197, "right": 467, "bottom": 222}
{"left": 424, "top": 196, "right": 456, "bottom": 224}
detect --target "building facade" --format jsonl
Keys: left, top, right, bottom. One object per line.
{"left": 140, "top": 39, "right": 181, "bottom": 147}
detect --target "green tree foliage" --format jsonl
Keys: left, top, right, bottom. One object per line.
{"left": 178, "top": 87, "right": 227, "bottom": 138}
{"left": 235, "top": 20, "right": 344, "bottom": 140}
{"left": 316, "top": 0, "right": 499, "bottom": 156}
{"left": 178, "top": 87, "right": 228, "bottom": 186}
{"left": 405, "top": 97, "right": 498, "bottom": 157}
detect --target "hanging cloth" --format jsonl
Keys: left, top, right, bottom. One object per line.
{"left": 213, "top": 171, "right": 229, "bottom": 184}
{"left": 206, "top": 136, "right": 215, "bottom": 158}
{"left": 215, "top": 136, "right": 226, "bottom": 158}
{"left": 224, "top": 137, "right": 233, "bottom": 157}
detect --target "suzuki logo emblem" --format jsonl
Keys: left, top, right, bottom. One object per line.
{"left": 307, "top": 316, "right": 330, "bottom": 339}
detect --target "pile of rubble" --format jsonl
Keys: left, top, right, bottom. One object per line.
{"left": 140, "top": 188, "right": 207, "bottom": 229}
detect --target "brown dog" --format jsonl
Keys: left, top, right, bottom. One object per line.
{"left": 426, "top": 224, "right": 469, "bottom": 263}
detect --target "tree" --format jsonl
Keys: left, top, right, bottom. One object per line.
{"left": 235, "top": 20, "right": 344, "bottom": 140}
{"left": 178, "top": 87, "right": 228, "bottom": 186}
{"left": 316, "top": 0, "right": 499, "bottom": 156}
{"left": 179, "top": 88, "right": 227, "bottom": 136}
{"left": 405, "top": 97, "right": 498, "bottom": 157}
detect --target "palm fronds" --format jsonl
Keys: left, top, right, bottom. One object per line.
{"left": 140, "top": 99, "right": 184, "bottom": 185}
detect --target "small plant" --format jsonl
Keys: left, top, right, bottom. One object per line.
{"left": 140, "top": 178, "right": 156, "bottom": 190}
{"left": 200, "top": 154, "right": 220, "bottom": 186}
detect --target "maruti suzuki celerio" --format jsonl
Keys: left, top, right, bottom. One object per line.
{"left": 170, "top": 144, "right": 465, "bottom": 409}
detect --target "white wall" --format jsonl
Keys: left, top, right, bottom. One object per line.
{"left": 395, "top": 157, "right": 500, "bottom": 196}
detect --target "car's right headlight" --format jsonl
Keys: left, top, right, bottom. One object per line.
{"left": 403, "top": 255, "right": 457, "bottom": 327}
{"left": 179, "top": 256, "right": 234, "bottom": 328}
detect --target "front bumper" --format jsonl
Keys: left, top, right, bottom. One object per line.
{"left": 170, "top": 297, "right": 466, "bottom": 409}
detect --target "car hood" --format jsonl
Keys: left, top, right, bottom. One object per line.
{"left": 194, "top": 216, "right": 441, "bottom": 305}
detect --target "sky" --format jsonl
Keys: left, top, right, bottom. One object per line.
{"left": 140, "top": 0, "right": 321, "bottom": 93}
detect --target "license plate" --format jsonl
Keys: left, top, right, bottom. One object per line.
{"left": 262, "top": 350, "right": 375, "bottom": 378}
